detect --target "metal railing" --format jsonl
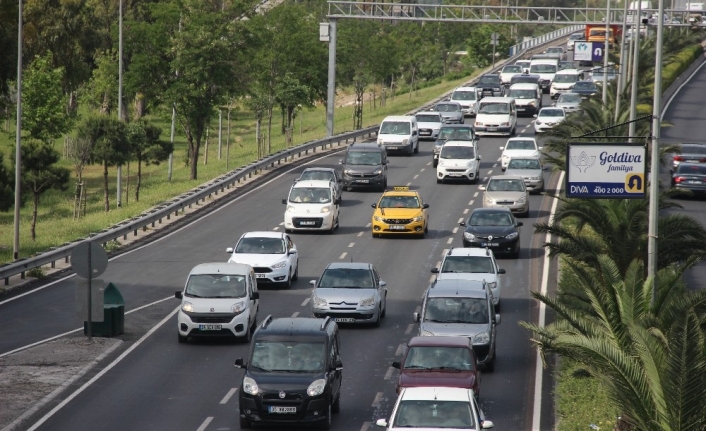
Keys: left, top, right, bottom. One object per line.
{"left": 509, "top": 25, "right": 583, "bottom": 56}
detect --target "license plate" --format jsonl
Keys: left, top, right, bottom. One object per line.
{"left": 688, "top": 180, "right": 701, "bottom": 184}
{"left": 255, "top": 273, "right": 267, "bottom": 278}
{"left": 387, "top": 146, "right": 398, "bottom": 150}
{"left": 488, "top": 127, "right": 497, "bottom": 132}
{"left": 269, "top": 406, "right": 297, "bottom": 414}
{"left": 421, "top": 131, "right": 431, "bottom": 135}
{"left": 449, "top": 174, "right": 462, "bottom": 177}
{"left": 482, "top": 243, "right": 500, "bottom": 247}
{"left": 300, "top": 221, "right": 316, "bottom": 226}
{"left": 389, "top": 225, "right": 406, "bottom": 230}
{"left": 356, "top": 179, "right": 369, "bottom": 183}
{"left": 517, "top": 108, "right": 525, "bottom": 111}
{"left": 199, "top": 324, "right": 222, "bottom": 330}
{"left": 334, "top": 318, "right": 355, "bottom": 323}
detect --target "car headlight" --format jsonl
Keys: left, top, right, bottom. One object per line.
{"left": 287, "top": 205, "right": 296, "bottom": 212}
{"left": 321, "top": 207, "right": 330, "bottom": 213}
{"left": 438, "top": 159, "right": 445, "bottom": 167}
{"left": 374, "top": 215, "right": 383, "bottom": 222}
{"left": 475, "top": 122, "right": 483, "bottom": 126}
{"left": 463, "top": 232, "right": 475, "bottom": 240}
{"left": 473, "top": 332, "right": 490, "bottom": 344}
{"left": 502, "top": 154, "right": 510, "bottom": 160}
{"left": 312, "top": 295, "right": 327, "bottom": 308}
{"left": 536, "top": 120, "right": 543, "bottom": 125}
{"left": 181, "top": 301, "right": 193, "bottom": 313}
{"left": 506, "top": 232, "right": 519, "bottom": 240}
{"left": 485, "top": 196, "right": 495, "bottom": 205}
{"left": 243, "top": 376, "right": 259, "bottom": 395}
{"left": 402, "top": 139, "right": 409, "bottom": 145}
{"left": 344, "top": 169, "right": 354, "bottom": 175}
{"left": 500, "top": 122, "right": 509, "bottom": 126}
{"left": 359, "top": 295, "right": 376, "bottom": 307}
{"left": 517, "top": 195, "right": 527, "bottom": 203}
{"left": 529, "top": 101, "right": 536, "bottom": 106}
{"left": 271, "top": 261, "right": 287, "bottom": 269}
{"left": 373, "top": 168, "right": 383, "bottom": 175}
{"left": 307, "top": 379, "right": 327, "bottom": 396}
{"left": 231, "top": 301, "right": 246, "bottom": 313}
{"left": 412, "top": 215, "right": 424, "bottom": 222}
{"left": 531, "top": 176, "right": 542, "bottom": 180}
{"left": 487, "top": 281, "right": 497, "bottom": 289}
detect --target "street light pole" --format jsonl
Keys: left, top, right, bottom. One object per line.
{"left": 12, "top": 0, "right": 23, "bottom": 261}
{"left": 116, "top": 0, "right": 124, "bottom": 208}
{"left": 326, "top": 20, "right": 337, "bottom": 137}
{"left": 628, "top": 0, "right": 642, "bottom": 141}
{"left": 602, "top": 0, "right": 610, "bottom": 105}
{"left": 615, "top": 0, "right": 630, "bottom": 121}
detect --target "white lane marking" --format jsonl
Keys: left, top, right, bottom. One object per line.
{"left": 405, "top": 323, "right": 414, "bottom": 334}
{"left": 292, "top": 311, "right": 300, "bottom": 317}
{"left": 452, "top": 227, "right": 459, "bottom": 234}
{"left": 384, "top": 367, "right": 396, "bottom": 381}
{"left": 406, "top": 182, "right": 411, "bottom": 186}
{"left": 531, "top": 170, "right": 564, "bottom": 431}
{"left": 457, "top": 217, "right": 464, "bottom": 223}
{"left": 473, "top": 192, "right": 479, "bottom": 197}
{"left": 468, "top": 199, "right": 473, "bottom": 205}
{"left": 361, "top": 422, "right": 372, "bottom": 431}
{"left": 413, "top": 174, "right": 419, "bottom": 179}
{"left": 339, "top": 252, "right": 347, "bottom": 259}
{"left": 492, "top": 163, "right": 498, "bottom": 168}
{"left": 196, "top": 417, "right": 214, "bottom": 431}
{"left": 366, "top": 222, "right": 372, "bottom": 227}
{"left": 26, "top": 307, "right": 181, "bottom": 431}
{"left": 348, "top": 243, "right": 355, "bottom": 248}
{"left": 426, "top": 162, "right": 432, "bottom": 166}
{"left": 301, "top": 298, "right": 310, "bottom": 307}
{"left": 463, "top": 208, "right": 469, "bottom": 214}
{"left": 429, "top": 275, "right": 436, "bottom": 283}
{"left": 372, "top": 392, "right": 384, "bottom": 407}
{"left": 481, "top": 177, "right": 487, "bottom": 182}
{"left": 487, "top": 170, "right": 493, "bottom": 175}
{"left": 446, "top": 238, "right": 453, "bottom": 244}
{"left": 279, "top": 222, "right": 284, "bottom": 226}
{"left": 395, "top": 344, "right": 406, "bottom": 356}
{"left": 220, "top": 388, "right": 238, "bottom": 404}
{"left": 420, "top": 168, "right": 426, "bottom": 172}
{"left": 272, "top": 226, "right": 280, "bottom": 230}
{"left": 357, "top": 231, "right": 364, "bottom": 237}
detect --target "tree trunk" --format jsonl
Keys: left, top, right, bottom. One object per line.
{"left": 31, "top": 191, "right": 39, "bottom": 241}
{"left": 187, "top": 128, "right": 202, "bottom": 180}
{"left": 133, "top": 93, "right": 146, "bottom": 120}
{"left": 281, "top": 107, "right": 286, "bottom": 135}
{"left": 125, "top": 162, "right": 130, "bottom": 205}
{"left": 267, "top": 106, "right": 273, "bottom": 154}
{"left": 103, "top": 161, "right": 110, "bottom": 212}
{"left": 136, "top": 158, "right": 142, "bottom": 202}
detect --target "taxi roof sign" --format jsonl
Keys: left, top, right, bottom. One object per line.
{"left": 393, "top": 186, "right": 410, "bottom": 191}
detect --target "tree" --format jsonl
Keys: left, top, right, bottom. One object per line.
{"left": 0, "top": 152, "right": 14, "bottom": 212}
{"left": 20, "top": 140, "right": 70, "bottom": 240}
{"left": 126, "top": 121, "right": 173, "bottom": 202}
{"left": 80, "top": 49, "right": 119, "bottom": 115}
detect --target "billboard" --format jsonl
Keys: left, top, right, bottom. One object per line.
{"left": 572, "top": 41, "right": 604, "bottom": 63}
{"left": 566, "top": 143, "right": 647, "bottom": 199}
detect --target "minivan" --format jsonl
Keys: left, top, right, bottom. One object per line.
{"left": 436, "top": 140, "right": 481, "bottom": 184}
{"left": 550, "top": 69, "right": 585, "bottom": 99}
{"left": 235, "top": 316, "right": 343, "bottom": 429}
{"left": 474, "top": 97, "right": 517, "bottom": 136}
{"left": 339, "top": 142, "right": 388, "bottom": 191}
{"left": 507, "top": 83, "right": 542, "bottom": 116}
{"left": 529, "top": 59, "right": 559, "bottom": 93}
{"left": 377, "top": 115, "right": 419, "bottom": 155}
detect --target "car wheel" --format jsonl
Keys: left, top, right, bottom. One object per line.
{"left": 240, "top": 321, "right": 253, "bottom": 343}
{"left": 292, "top": 262, "right": 299, "bottom": 281}
{"left": 177, "top": 333, "right": 188, "bottom": 344}
{"left": 321, "top": 401, "right": 333, "bottom": 430}
{"left": 240, "top": 417, "right": 252, "bottom": 429}
{"left": 283, "top": 269, "right": 293, "bottom": 289}
{"left": 424, "top": 224, "right": 429, "bottom": 234}
{"left": 414, "top": 141, "right": 419, "bottom": 154}
{"left": 432, "top": 159, "right": 438, "bottom": 168}
{"left": 332, "top": 394, "right": 341, "bottom": 413}
{"left": 372, "top": 306, "right": 382, "bottom": 327}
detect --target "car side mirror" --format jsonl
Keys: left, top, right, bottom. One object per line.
{"left": 538, "top": 146, "right": 543, "bottom": 150}
{"left": 495, "top": 314, "right": 502, "bottom": 325}
{"left": 309, "top": 280, "right": 317, "bottom": 286}
{"left": 282, "top": 199, "right": 287, "bottom": 205}
{"left": 289, "top": 248, "right": 297, "bottom": 255}
{"left": 422, "top": 203, "right": 430, "bottom": 209}
{"left": 516, "top": 221, "right": 523, "bottom": 227}
{"left": 392, "top": 361, "right": 401, "bottom": 369}
{"left": 478, "top": 185, "right": 486, "bottom": 191}
{"left": 234, "top": 358, "right": 246, "bottom": 368}
{"left": 413, "top": 312, "right": 421, "bottom": 322}
{"left": 175, "top": 291, "right": 183, "bottom": 299}
{"left": 498, "top": 268, "right": 506, "bottom": 274}
{"left": 334, "top": 359, "right": 343, "bottom": 371}
{"left": 226, "top": 247, "right": 234, "bottom": 253}
{"left": 459, "top": 221, "right": 466, "bottom": 227}
{"left": 376, "top": 419, "right": 389, "bottom": 428}
{"left": 477, "top": 155, "right": 482, "bottom": 160}
{"left": 481, "top": 420, "right": 495, "bottom": 429}
{"left": 380, "top": 280, "right": 387, "bottom": 287}
{"left": 412, "top": 130, "right": 417, "bottom": 136}
{"left": 533, "top": 114, "right": 538, "bottom": 118}
{"left": 431, "top": 268, "right": 439, "bottom": 274}
{"left": 339, "top": 159, "right": 344, "bottom": 165}
{"left": 251, "top": 291, "right": 260, "bottom": 300}
{"left": 371, "top": 203, "right": 377, "bottom": 208}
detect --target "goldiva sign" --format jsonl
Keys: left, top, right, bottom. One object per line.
{"left": 566, "top": 143, "right": 647, "bottom": 199}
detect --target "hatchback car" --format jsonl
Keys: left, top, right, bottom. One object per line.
{"left": 371, "top": 186, "right": 430, "bottom": 238}
{"left": 375, "top": 387, "right": 494, "bottom": 431}
{"left": 505, "top": 156, "right": 545, "bottom": 193}
{"left": 671, "top": 163, "right": 706, "bottom": 194}
{"left": 434, "top": 102, "right": 465, "bottom": 124}
{"left": 480, "top": 175, "right": 530, "bottom": 218}
{"left": 572, "top": 80, "right": 599, "bottom": 97}
{"left": 499, "top": 64, "right": 523, "bottom": 86}
{"left": 670, "top": 143, "right": 706, "bottom": 172}
{"left": 500, "top": 137, "right": 542, "bottom": 170}
{"left": 554, "top": 92, "right": 582, "bottom": 114}
{"left": 295, "top": 167, "right": 343, "bottom": 203}
{"left": 432, "top": 125, "right": 476, "bottom": 167}
{"left": 310, "top": 262, "right": 387, "bottom": 326}
{"left": 431, "top": 247, "right": 505, "bottom": 307}
{"left": 392, "top": 336, "right": 480, "bottom": 398}
{"left": 534, "top": 107, "right": 566, "bottom": 134}
{"left": 227, "top": 231, "right": 299, "bottom": 288}
{"left": 415, "top": 112, "right": 443, "bottom": 141}
{"left": 460, "top": 208, "right": 523, "bottom": 257}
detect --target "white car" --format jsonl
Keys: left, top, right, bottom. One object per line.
{"left": 283, "top": 180, "right": 340, "bottom": 233}
{"left": 501, "top": 137, "right": 542, "bottom": 170}
{"left": 226, "top": 231, "right": 299, "bottom": 288}
{"left": 534, "top": 107, "right": 567, "bottom": 133}
{"left": 432, "top": 247, "right": 504, "bottom": 307}
{"left": 499, "top": 64, "right": 524, "bottom": 86}
{"left": 436, "top": 140, "right": 481, "bottom": 184}
{"left": 450, "top": 86, "right": 479, "bottom": 117}
{"left": 375, "top": 387, "right": 494, "bottom": 431}
{"left": 415, "top": 112, "right": 443, "bottom": 141}
{"left": 175, "top": 262, "right": 259, "bottom": 343}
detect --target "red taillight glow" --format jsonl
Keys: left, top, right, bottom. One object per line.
{"left": 674, "top": 177, "right": 685, "bottom": 183}
{"left": 673, "top": 156, "right": 684, "bottom": 161}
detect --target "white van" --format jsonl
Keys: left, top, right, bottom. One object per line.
{"left": 436, "top": 140, "right": 481, "bottom": 184}
{"left": 377, "top": 115, "right": 419, "bottom": 155}
{"left": 529, "top": 59, "right": 559, "bottom": 93}
{"left": 507, "top": 83, "right": 542, "bottom": 116}
{"left": 474, "top": 97, "right": 517, "bottom": 136}
{"left": 450, "top": 86, "right": 479, "bottom": 117}
{"left": 550, "top": 69, "right": 585, "bottom": 99}
{"left": 282, "top": 180, "right": 339, "bottom": 233}
{"left": 175, "top": 262, "right": 259, "bottom": 343}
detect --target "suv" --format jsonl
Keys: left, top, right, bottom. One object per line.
{"left": 175, "top": 262, "right": 259, "bottom": 343}
{"left": 414, "top": 279, "right": 500, "bottom": 371}
{"left": 235, "top": 316, "right": 343, "bottom": 429}
{"left": 310, "top": 262, "right": 388, "bottom": 326}
{"left": 431, "top": 247, "right": 505, "bottom": 307}
{"left": 436, "top": 140, "right": 481, "bottom": 184}
{"left": 432, "top": 125, "right": 476, "bottom": 168}
{"left": 282, "top": 180, "right": 340, "bottom": 233}
{"left": 392, "top": 336, "right": 480, "bottom": 398}
{"left": 476, "top": 74, "right": 503, "bottom": 99}
{"left": 339, "top": 142, "right": 388, "bottom": 191}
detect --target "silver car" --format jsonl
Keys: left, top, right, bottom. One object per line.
{"left": 310, "top": 262, "right": 387, "bottom": 326}
{"left": 504, "top": 157, "right": 545, "bottom": 193}
{"left": 554, "top": 92, "right": 582, "bottom": 114}
{"left": 415, "top": 112, "right": 443, "bottom": 141}
{"left": 434, "top": 102, "right": 465, "bottom": 124}
{"left": 479, "top": 175, "right": 530, "bottom": 218}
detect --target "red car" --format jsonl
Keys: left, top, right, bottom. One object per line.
{"left": 392, "top": 336, "right": 481, "bottom": 399}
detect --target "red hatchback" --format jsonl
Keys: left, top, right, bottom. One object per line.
{"left": 392, "top": 336, "right": 481, "bottom": 399}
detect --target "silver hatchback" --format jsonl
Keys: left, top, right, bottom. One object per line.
{"left": 504, "top": 157, "right": 545, "bottom": 193}
{"left": 310, "top": 262, "right": 387, "bottom": 326}
{"left": 480, "top": 175, "right": 530, "bottom": 218}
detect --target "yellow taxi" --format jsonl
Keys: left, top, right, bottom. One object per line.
{"left": 371, "top": 187, "right": 430, "bottom": 238}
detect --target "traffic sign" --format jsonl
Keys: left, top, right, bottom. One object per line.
{"left": 591, "top": 42, "right": 605, "bottom": 62}
{"left": 566, "top": 143, "right": 647, "bottom": 199}
{"left": 573, "top": 41, "right": 592, "bottom": 61}
{"left": 491, "top": 32, "right": 499, "bottom": 42}
{"left": 72, "top": 241, "right": 108, "bottom": 279}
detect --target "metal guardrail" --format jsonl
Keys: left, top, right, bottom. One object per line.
{"left": 509, "top": 25, "right": 583, "bottom": 56}
{"left": 0, "top": 25, "right": 573, "bottom": 285}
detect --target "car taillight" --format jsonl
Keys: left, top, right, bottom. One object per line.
{"left": 673, "top": 156, "right": 684, "bottom": 162}
{"left": 674, "top": 176, "right": 685, "bottom": 183}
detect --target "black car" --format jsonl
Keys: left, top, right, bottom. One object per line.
{"left": 671, "top": 163, "right": 706, "bottom": 195}
{"left": 339, "top": 141, "right": 388, "bottom": 191}
{"left": 476, "top": 74, "right": 503, "bottom": 99}
{"left": 509, "top": 73, "right": 542, "bottom": 88}
{"left": 459, "top": 208, "right": 523, "bottom": 258}
{"left": 235, "top": 316, "right": 343, "bottom": 430}
{"left": 572, "top": 81, "right": 599, "bottom": 98}
{"left": 432, "top": 125, "right": 477, "bottom": 168}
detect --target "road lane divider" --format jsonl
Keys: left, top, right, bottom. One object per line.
{"left": 463, "top": 209, "right": 469, "bottom": 214}
{"left": 220, "top": 388, "right": 238, "bottom": 405}
{"left": 473, "top": 192, "right": 479, "bottom": 197}
{"left": 339, "top": 252, "right": 347, "bottom": 259}
{"left": 357, "top": 232, "right": 364, "bottom": 237}
{"left": 452, "top": 227, "right": 459, "bottom": 234}
{"left": 395, "top": 344, "right": 405, "bottom": 356}
{"left": 196, "top": 417, "right": 213, "bottom": 431}
{"left": 301, "top": 298, "right": 310, "bottom": 307}
{"left": 384, "top": 367, "right": 396, "bottom": 381}
{"left": 371, "top": 392, "right": 384, "bottom": 408}
{"left": 360, "top": 421, "right": 372, "bottom": 431}
{"left": 405, "top": 323, "right": 414, "bottom": 335}
{"left": 348, "top": 243, "right": 355, "bottom": 248}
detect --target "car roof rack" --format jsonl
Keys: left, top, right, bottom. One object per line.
{"left": 261, "top": 315, "right": 273, "bottom": 329}
{"left": 321, "top": 316, "right": 332, "bottom": 330}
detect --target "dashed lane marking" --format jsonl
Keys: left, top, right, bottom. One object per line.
{"left": 301, "top": 298, "right": 310, "bottom": 306}
{"left": 463, "top": 208, "right": 469, "bottom": 214}
{"left": 384, "top": 367, "right": 396, "bottom": 381}
{"left": 487, "top": 170, "right": 494, "bottom": 175}
{"left": 447, "top": 238, "right": 454, "bottom": 244}
{"left": 458, "top": 217, "right": 464, "bottom": 223}
{"left": 405, "top": 323, "right": 414, "bottom": 334}
{"left": 339, "top": 252, "right": 347, "bottom": 259}
{"left": 492, "top": 163, "right": 498, "bottom": 168}
{"left": 473, "top": 192, "right": 479, "bottom": 197}
{"left": 499, "top": 146, "right": 504, "bottom": 150}
{"left": 279, "top": 222, "right": 284, "bottom": 226}
{"left": 357, "top": 231, "right": 364, "bottom": 237}
{"left": 469, "top": 200, "right": 474, "bottom": 206}
{"left": 395, "top": 344, "right": 406, "bottom": 356}
{"left": 348, "top": 243, "right": 355, "bottom": 248}
{"left": 366, "top": 222, "right": 372, "bottom": 227}
{"left": 292, "top": 311, "right": 299, "bottom": 317}
{"left": 372, "top": 392, "right": 384, "bottom": 408}
{"left": 413, "top": 174, "right": 419, "bottom": 179}
{"left": 272, "top": 226, "right": 279, "bottom": 230}
{"left": 420, "top": 168, "right": 426, "bottom": 172}
{"left": 360, "top": 422, "right": 372, "bottom": 431}
{"left": 220, "top": 388, "right": 238, "bottom": 405}
{"left": 196, "top": 417, "right": 213, "bottom": 431}
{"left": 426, "top": 162, "right": 432, "bottom": 166}
{"left": 452, "top": 227, "right": 458, "bottom": 234}
{"left": 406, "top": 182, "right": 412, "bottom": 186}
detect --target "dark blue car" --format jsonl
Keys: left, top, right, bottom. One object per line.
{"left": 571, "top": 81, "right": 599, "bottom": 98}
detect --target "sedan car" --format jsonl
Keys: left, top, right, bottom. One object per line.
{"left": 500, "top": 137, "right": 542, "bottom": 170}
{"left": 534, "top": 107, "right": 566, "bottom": 134}
{"left": 433, "top": 102, "right": 464, "bottom": 124}
{"left": 671, "top": 162, "right": 706, "bottom": 194}
{"left": 226, "top": 231, "right": 299, "bottom": 288}
{"left": 499, "top": 64, "right": 523, "bottom": 86}
{"left": 571, "top": 80, "right": 599, "bottom": 98}
{"left": 476, "top": 74, "right": 504, "bottom": 98}
{"left": 554, "top": 92, "right": 582, "bottom": 114}
{"left": 310, "top": 262, "right": 387, "bottom": 326}
{"left": 544, "top": 46, "right": 567, "bottom": 60}
{"left": 295, "top": 167, "right": 343, "bottom": 203}
{"left": 505, "top": 156, "right": 545, "bottom": 193}
{"left": 459, "top": 207, "right": 522, "bottom": 257}
{"left": 670, "top": 143, "right": 706, "bottom": 172}
{"left": 415, "top": 112, "right": 443, "bottom": 141}
{"left": 479, "top": 175, "right": 530, "bottom": 218}
{"left": 567, "top": 31, "right": 584, "bottom": 50}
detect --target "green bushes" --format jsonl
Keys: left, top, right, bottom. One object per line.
{"left": 662, "top": 44, "right": 704, "bottom": 89}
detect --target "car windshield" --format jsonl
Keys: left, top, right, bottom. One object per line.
{"left": 512, "top": 76, "right": 539, "bottom": 85}
{"left": 435, "top": 103, "right": 460, "bottom": 112}
{"left": 486, "top": 178, "right": 525, "bottom": 192}
{"left": 515, "top": 61, "right": 530, "bottom": 67}
{"left": 469, "top": 211, "right": 514, "bottom": 226}
{"left": 479, "top": 76, "right": 500, "bottom": 85}
{"left": 559, "top": 61, "right": 573, "bottom": 70}
{"left": 380, "top": 121, "right": 411, "bottom": 135}
{"left": 574, "top": 82, "right": 596, "bottom": 91}
{"left": 530, "top": 64, "right": 557, "bottom": 73}
{"left": 288, "top": 187, "right": 331, "bottom": 203}
{"left": 440, "top": 145, "right": 475, "bottom": 160}
{"left": 570, "top": 33, "right": 584, "bottom": 40}
{"left": 676, "top": 164, "right": 706, "bottom": 175}
{"left": 451, "top": 90, "right": 476, "bottom": 101}
{"left": 250, "top": 341, "right": 326, "bottom": 372}
{"left": 403, "top": 346, "right": 474, "bottom": 370}
{"left": 502, "top": 65, "right": 522, "bottom": 73}
{"left": 508, "top": 89, "right": 536, "bottom": 99}
{"left": 680, "top": 145, "right": 706, "bottom": 155}
{"left": 441, "top": 256, "right": 494, "bottom": 274}
{"left": 507, "top": 158, "right": 541, "bottom": 170}
{"left": 506, "top": 140, "right": 536, "bottom": 150}
{"left": 185, "top": 274, "right": 247, "bottom": 298}
{"left": 393, "top": 400, "right": 475, "bottom": 428}
{"left": 317, "top": 268, "right": 374, "bottom": 288}
{"left": 554, "top": 74, "right": 578, "bottom": 83}
{"left": 438, "top": 127, "right": 474, "bottom": 141}
{"left": 300, "top": 170, "right": 334, "bottom": 182}
{"left": 379, "top": 195, "right": 421, "bottom": 208}
{"left": 478, "top": 102, "right": 510, "bottom": 114}
{"left": 416, "top": 114, "right": 441, "bottom": 123}
{"left": 235, "top": 237, "right": 285, "bottom": 254}
{"left": 424, "top": 297, "right": 489, "bottom": 324}
{"left": 558, "top": 93, "right": 581, "bottom": 103}
{"left": 540, "top": 109, "right": 565, "bottom": 118}
{"left": 346, "top": 151, "right": 382, "bottom": 166}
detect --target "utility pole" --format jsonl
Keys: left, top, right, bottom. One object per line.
{"left": 116, "top": 0, "right": 124, "bottom": 208}
{"left": 628, "top": 0, "right": 643, "bottom": 141}
{"left": 325, "top": 20, "right": 337, "bottom": 137}
{"left": 602, "top": 0, "right": 610, "bottom": 105}
{"left": 615, "top": 0, "right": 630, "bottom": 121}
{"left": 13, "top": 0, "right": 23, "bottom": 261}
{"left": 168, "top": 106, "right": 175, "bottom": 182}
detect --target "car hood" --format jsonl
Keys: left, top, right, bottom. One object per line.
{"left": 537, "top": 116, "right": 564, "bottom": 124}
{"left": 555, "top": 102, "right": 580, "bottom": 110}
{"left": 378, "top": 134, "right": 410, "bottom": 144}
{"left": 421, "top": 321, "right": 490, "bottom": 338}
{"left": 399, "top": 370, "right": 477, "bottom": 390}
{"left": 484, "top": 190, "right": 527, "bottom": 202}
{"left": 439, "top": 112, "right": 462, "bottom": 118}
{"left": 465, "top": 225, "right": 518, "bottom": 236}
{"left": 418, "top": 121, "right": 442, "bottom": 129}
{"left": 505, "top": 167, "right": 543, "bottom": 179}
{"left": 436, "top": 273, "right": 497, "bottom": 283}
{"left": 314, "top": 287, "right": 377, "bottom": 303}
{"left": 502, "top": 149, "right": 539, "bottom": 158}
{"left": 228, "top": 253, "right": 286, "bottom": 267}
{"left": 344, "top": 165, "right": 383, "bottom": 174}
{"left": 182, "top": 297, "right": 247, "bottom": 312}
{"left": 247, "top": 371, "right": 323, "bottom": 392}
{"left": 438, "top": 158, "right": 475, "bottom": 168}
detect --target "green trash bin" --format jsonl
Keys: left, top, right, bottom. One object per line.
{"left": 84, "top": 282, "right": 125, "bottom": 337}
